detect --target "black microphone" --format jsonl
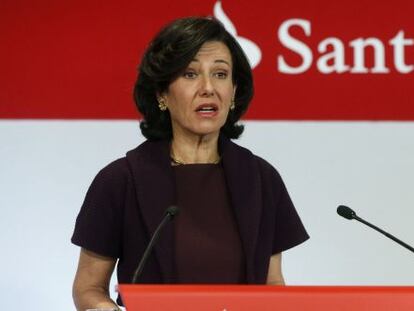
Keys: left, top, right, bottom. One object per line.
{"left": 131, "top": 206, "right": 179, "bottom": 283}
{"left": 337, "top": 205, "right": 414, "bottom": 254}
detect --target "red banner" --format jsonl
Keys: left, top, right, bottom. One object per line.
{"left": 1, "top": 0, "right": 413, "bottom": 120}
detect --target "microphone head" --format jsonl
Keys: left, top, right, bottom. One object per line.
{"left": 337, "top": 205, "right": 356, "bottom": 220}
{"left": 166, "top": 205, "right": 179, "bottom": 217}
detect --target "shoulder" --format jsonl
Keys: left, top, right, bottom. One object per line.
{"left": 95, "top": 140, "right": 165, "bottom": 182}
{"left": 93, "top": 157, "right": 131, "bottom": 185}
{"left": 225, "top": 139, "right": 283, "bottom": 183}
{"left": 251, "top": 155, "right": 287, "bottom": 200}
{"left": 253, "top": 155, "right": 283, "bottom": 181}
{"left": 80, "top": 158, "right": 132, "bottom": 208}
{"left": 126, "top": 139, "right": 170, "bottom": 168}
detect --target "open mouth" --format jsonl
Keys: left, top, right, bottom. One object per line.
{"left": 196, "top": 104, "right": 218, "bottom": 112}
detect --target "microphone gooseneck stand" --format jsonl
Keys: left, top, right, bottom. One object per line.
{"left": 337, "top": 205, "right": 414, "bottom": 254}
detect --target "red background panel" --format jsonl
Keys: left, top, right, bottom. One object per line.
{"left": 1, "top": 0, "right": 413, "bottom": 120}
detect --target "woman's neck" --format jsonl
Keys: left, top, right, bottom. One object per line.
{"left": 170, "top": 134, "right": 220, "bottom": 164}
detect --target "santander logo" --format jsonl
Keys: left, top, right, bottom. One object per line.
{"left": 213, "top": 2, "right": 413, "bottom": 75}
{"left": 213, "top": 1, "right": 262, "bottom": 69}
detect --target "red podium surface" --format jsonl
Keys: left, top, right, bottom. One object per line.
{"left": 118, "top": 285, "right": 414, "bottom": 311}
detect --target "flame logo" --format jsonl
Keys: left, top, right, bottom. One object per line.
{"left": 213, "top": 1, "right": 262, "bottom": 69}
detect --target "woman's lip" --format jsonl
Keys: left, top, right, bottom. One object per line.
{"left": 195, "top": 103, "right": 219, "bottom": 111}
{"left": 196, "top": 110, "right": 219, "bottom": 118}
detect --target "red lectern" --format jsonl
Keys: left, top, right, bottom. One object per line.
{"left": 118, "top": 285, "right": 414, "bottom": 311}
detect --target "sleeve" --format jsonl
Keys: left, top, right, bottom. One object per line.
{"left": 71, "top": 159, "right": 128, "bottom": 258}
{"left": 271, "top": 168, "right": 310, "bottom": 254}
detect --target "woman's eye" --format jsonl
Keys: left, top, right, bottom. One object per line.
{"left": 215, "top": 71, "right": 228, "bottom": 79}
{"left": 183, "top": 71, "right": 197, "bottom": 79}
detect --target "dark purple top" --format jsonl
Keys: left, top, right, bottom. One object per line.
{"left": 173, "top": 163, "right": 245, "bottom": 283}
{"left": 71, "top": 138, "right": 309, "bottom": 305}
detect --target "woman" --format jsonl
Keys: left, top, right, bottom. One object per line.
{"left": 72, "top": 17, "right": 309, "bottom": 310}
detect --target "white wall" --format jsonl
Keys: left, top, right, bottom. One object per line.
{"left": 1, "top": 120, "right": 413, "bottom": 309}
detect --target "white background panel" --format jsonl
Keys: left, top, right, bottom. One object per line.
{"left": 1, "top": 120, "right": 413, "bottom": 309}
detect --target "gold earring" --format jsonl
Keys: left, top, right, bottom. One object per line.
{"left": 158, "top": 98, "right": 167, "bottom": 111}
{"left": 230, "top": 98, "right": 235, "bottom": 110}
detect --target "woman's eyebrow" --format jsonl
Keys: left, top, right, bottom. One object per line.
{"left": 214, "top": 59, "right": 231, "bottom": 66}
{"left": 190, "top": 58, "right": 231, "bottom": 66}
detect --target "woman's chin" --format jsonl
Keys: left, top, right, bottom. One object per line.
{"left": 178, "top": 127, "right": 221, "bottom": 139}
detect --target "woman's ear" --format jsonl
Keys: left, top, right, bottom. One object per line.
{"left": 156, "top": 92, "right": 168, "bottom": 111}
{"left": 230, "top": 85, "right": 237, "bottom": 111}
{"left": 232, "top": 85, "right": 237, "bottom": 104}
{"left": 156, "top": 91, "right": 163, "bottom": 102}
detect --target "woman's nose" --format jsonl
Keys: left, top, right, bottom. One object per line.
{"left": 199, "top": 75, "right": 214, "bottom": 96}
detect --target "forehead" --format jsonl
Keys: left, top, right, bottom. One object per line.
{"left": 192, "top": 41, "right": 232, "bottom": 65}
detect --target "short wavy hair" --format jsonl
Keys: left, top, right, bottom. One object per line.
{"left": 134, "top": 17, "right": 254, "bottom": 140}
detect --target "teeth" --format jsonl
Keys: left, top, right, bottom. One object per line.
{"left": 198, "top": 107, "right": 215, "bottom": 111}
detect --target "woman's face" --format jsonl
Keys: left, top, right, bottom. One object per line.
{"left": 160, "top": 41, "right": 236, "bottom": 140}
